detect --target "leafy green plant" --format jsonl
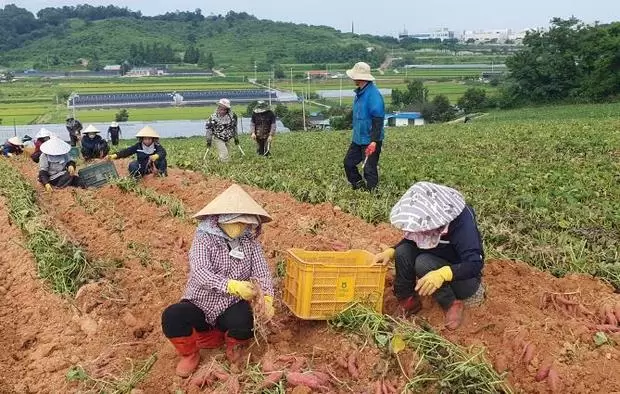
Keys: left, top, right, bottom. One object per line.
{"left": 330, "top": 302, "right": 511, "bottom": 393}
{"left": 0, "top": 160, "right": 99, "bottom": 295}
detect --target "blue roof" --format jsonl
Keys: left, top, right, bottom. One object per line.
{"left": 386, "top": 112, "right": 422, "bottom": 120}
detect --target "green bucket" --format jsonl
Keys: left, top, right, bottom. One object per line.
{"left": 69, "top": 146, "right": 80, "bottom": 161}
{"left": 78, "top": 161, "right": 119, "bottom": 188}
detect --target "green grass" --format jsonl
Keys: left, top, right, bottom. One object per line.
{"left": 0, "top": 160, "right": 101, "bottom": 295}
{"left": 162, "top": 102, "right": 620, "bottom": 286}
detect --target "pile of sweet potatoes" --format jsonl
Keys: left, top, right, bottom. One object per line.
{"left": 260, "top": 350, "right": 331, "bottom": 391}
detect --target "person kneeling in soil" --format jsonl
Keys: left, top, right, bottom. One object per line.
{"left": 206, "top": 98, "right": 239, "bottom": 162}
{"left": 80, "top": 124, "right": 110, "bottom": 160}
{"left": 161, "top": 184, "right": 275, "bottom": 377}
{"left": 38, "top": 137, "right": 82, "bottom": 191}
{"left": 107, "top": 126, "right": 167, "bottom": 178}
{"left": 374, "top": 181, "right": 485, "bottom": 330}
{"left": 31, "top": 128, "right": 53, "bottom": 163}
{"left": 2, "top": 136, "right": 25, "bottom": 157}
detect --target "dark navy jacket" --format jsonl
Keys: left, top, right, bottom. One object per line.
{"left": 81, "top": 135, "right": 110, "bottom": 159}
{"left": 116, "top": 141, "right": 167, "bottom": 166}
{"left": 396, "top": 205, "right": 484, "bottom": 281}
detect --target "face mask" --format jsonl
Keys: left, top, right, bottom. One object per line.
{"left": 88, "top": 133, "right": 96, "bottom": 139}
{"left": 219, "top": 222, "right": 248, "bottom": 239}
{"left": 404, "top": 225, "right": 448, "bottom": 250}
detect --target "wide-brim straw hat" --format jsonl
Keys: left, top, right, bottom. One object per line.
{"left": 40, "top": 137, "right": 71, "bottom": 156}
{"left": 193, "top": 184, "right": 272, "bottom": 223}
{"left": 8, "top": 136, "right": 24, "bottom": 146}
{"left": 219, "top": 214, "right": 260, "bottom": 225}
{"left": 346, "top": 62, "right": 375, "bottom": 81}
{"left": 35, "top": 128, "right": 52, "bottom": 139}
{"left": 110, "top": 122, "right": 119, "bottom": 127}
{"left": 135, "top": 126, "right": 160, "bottom": 139}
{"left": 218, "top": 98, "right": 231, "bottom": 109}
{"left": 82, "top": 124, "right": 100, "bottom": 134}
{"left": 390, "top": 181, "right": 466, "bottom": 232}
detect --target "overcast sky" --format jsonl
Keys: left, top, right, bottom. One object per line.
{"left": 4, "top": 0, "right": 619, "bottom": 36}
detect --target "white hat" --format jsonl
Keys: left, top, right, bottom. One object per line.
{"left": 217, "top": 98, "right": 231, "bottom": 109}
{"left": 346, "top": 62, "right": 375, "bottom": 81}
{"left": 219, "top": 214, "right": 260, "bottom": 225}
{"left": 390, "top": 182, "right": 466, "bottom": 232}
{"left": 82, "top": 124, "right": 100, "bottom": 134}
{"left": 35, "top": 128, "right": 52, "bottom": 140}
{"left": 193, "top": 184, "right": 272, "bottom": 223}
{"left": 8, "top": 136, "right": 24, "bottom": 146}
{"left": 40, "top": 137, "right": 71, "bottom": 156}
{"left": 110, "top": 122, "right": 119, "bottom": 127}
{"left": 254, "top": 101, "right": 269, "bottom": 113}
{"left": 135, "top": 126, "right": 160, "bottom": 139}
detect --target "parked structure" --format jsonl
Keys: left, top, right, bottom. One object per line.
{"left": 385, "top": 112, "right": 425, "bottom": 127}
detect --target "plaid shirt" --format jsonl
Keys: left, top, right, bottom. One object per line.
{"left": 183, "top": 231, "right": 274, "bottom": 325}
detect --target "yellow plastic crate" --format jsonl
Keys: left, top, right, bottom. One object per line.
{"left": 282, "top": 248, "right": 388, "bottom": 320}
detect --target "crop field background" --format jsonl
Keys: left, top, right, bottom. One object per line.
{"left": 147, "top": 102, "right": 620, "bottom": 286}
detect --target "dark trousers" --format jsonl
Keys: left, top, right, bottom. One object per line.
{"left": 343, "top": 141, "right": 382, "bottom": 190}
{"left": 68, "top": 132, "right": 80, "bottom": 147}
{"left": 161, "top": 300, "right": 254, "bottom": 340}
{"left": 110, "top": 133, "right": 120, "bottom": 146}
{"left": 256, "top": 138, "right": 270, "bottom": 156}
{"left": 394, "top": 243, "right": 480, "bottom": 309}
{"left": 38, "top": 172, "right": 83, "bottom": 188}
{"left": 128, "top": 158, "right": 167, "bottom": 178}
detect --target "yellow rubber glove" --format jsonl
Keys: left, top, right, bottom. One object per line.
{"left": 68, "top": 165, "right": 76, "bottom": 176}
{"left": 220, "top": 222, "right": 247, "bottom": 239}
{"left": 44, "top": 183, "right": 53, "bottom": 193}
{"left": 227, "top": 280, "right": 256, "bottom": 300}
{"left": 107, "top": 154, "right": 117, "bottom": 160}
{"left": 149, "top": 154, "right": 160, "bottom": 162}
{"left": 374, "top": 248, "right": 395, "bottom": 264}
{"left": 415, "top": 266, "right": 453, "bottom": 296}
{"left": 264, "top": 295, "right": 275, "bottom": 320}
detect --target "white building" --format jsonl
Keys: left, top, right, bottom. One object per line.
{"left": 462, "top": 29, "right": 512, "bottom": 43}
{"left": 399, "top": 28, "right": 455, "bottom": 41}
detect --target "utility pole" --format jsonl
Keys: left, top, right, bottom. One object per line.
{"left": 254, "top": 61, "right": 257, "bottom": 81}
{"left": 290, "top": 67, "right": 294, "bottom": 92}
{"left": 302, "top": 88, "right": 307, "bottom": 131}
{"left": 268, "top": 79, "right": 272, "bottom": 106}
{"left": 339, "top": 75, "right": 343, "bottom": 107}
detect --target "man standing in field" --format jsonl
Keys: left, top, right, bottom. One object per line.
{"left": 107, "top": 121, "right": 122, "bottom": 146}
{"left": 250, "top": 101, "right": 276, "bottom": 156}
{"left": 66, "top": 116, "right": 83, "bottom": 147}
{"left": 343, "top": 62, "right": 385, "bottom": 191}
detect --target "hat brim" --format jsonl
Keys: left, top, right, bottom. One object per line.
{"left": 193, "top": 184, "right": 272, "bottom": 223}
{"left": 40, "top": 138, "right": 71, "bottom": 155}
{"left": 218, "top": 102, "right": 231, "bottom": 109}
{"left": 346, "top": 69, "right": 375, "bottom": 81}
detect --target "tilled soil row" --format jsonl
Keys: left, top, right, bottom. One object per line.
{"left": 3, "top": 157, "right": 620, "bottom": 393}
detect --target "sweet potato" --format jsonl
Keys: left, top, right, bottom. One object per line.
{"left": 286, "top": 372, "right": 328, "bottom": 390}
{"left": 592, "top": 324, "right": 620, "bottom": 332}
{"left": 522, "top": 343, "right": 536, "bottom": 365}
{"left": 615, "top": 303, "right": 620, "bottom": 324}
{"left": 311, "top": 371, "right": 330, "bottom": 385}
{"left": 261, "top": 351, "right": 277, "bottom": 373}
{"left": 260, "top": 371, "right": 284, "bottom": 389}
{"left": 212, "top": 365, "right": 229, "bottom": 382}
{"left": 190, "top": 369, "right": 214, "bottom": 388}
{"left": 347, "top": 352, "right": 359, "bottom": 378}
{"left": 535, "top": 359, "right": 553, "bottom": 382}
{"left": 374, "top": 381, "right": 383, "bottom": 394}
{"left": 604, "top": 305, "right": 618, "bottom": 326}
{"left": 547, "top": 367, "right": 560, "bottom": 393}
{"left": 227, "top": 375, "right": 240, "bottom": 394}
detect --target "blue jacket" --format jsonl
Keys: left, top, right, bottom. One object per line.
{"left": 395, "top": 205, "right": 484, "bottom": 281}
{"left": 352, "top": 82, "right": 385, "bottom": 145}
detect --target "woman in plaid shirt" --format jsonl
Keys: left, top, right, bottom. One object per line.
{"left": 161, "top": 184, "right": 275, "bottom": 377}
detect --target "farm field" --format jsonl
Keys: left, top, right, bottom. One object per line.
{"left": 0, "top": 102, "right": 619, "bottom": 393}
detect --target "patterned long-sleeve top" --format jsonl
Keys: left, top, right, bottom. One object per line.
{"left": 182, "top": 230, "right": 274, "bottom": 325}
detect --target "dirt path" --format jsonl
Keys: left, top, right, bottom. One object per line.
{"left": 3, "top": 157, "right": 620, "bottom": 393}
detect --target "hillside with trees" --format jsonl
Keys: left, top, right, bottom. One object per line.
{"left": 0, "top": 4, "right": 388, "bottom": 70}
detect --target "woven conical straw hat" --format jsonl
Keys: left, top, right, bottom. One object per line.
{"left": 81, "top": 124, "right": 100, "bottom": 134}
{"left": 40, "top": 137, "right": 71, "bottom": 155}
{"left": 135, "top": 126, "right": 160, "bottom": 138}
{"left": 193, "top": 184, "right": 272, "bottom": 223}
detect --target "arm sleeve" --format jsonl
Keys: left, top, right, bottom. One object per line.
{"left": 205, "top": 122, "right": 213, "bottom": 141}
{"left": 370, "top": 117, "right": 383, "bottom": 142}
{"left": 232, "top": 114, "right": 238, "bottom": 138}
{"left": 249, "top": 241, "right": 275, "bottom": 297}
{"left": 38, "top": 170, "right": 50, "bottom": 185}
{"left": 1, "top": 145, "right": 8, "bottom": 156}
{"left": 448, "top": 210, "right": 484, "bottom": 281}
{"left": 189, "top": 234, "right": 229, "bottom": 293}
{"left": 155, "top": 144, "right": 167, "bottom": 160}
{"left": 369, "top": 90, "right": 385, "bottom": 142}
{"left": 250, "top": 114, "right": 256, "bottom": 133}
{"left": 115, "top": 143, "right": 139, "bottom": 159}
{"left": 270, "top": 113, "right": 276, "bottom": 135}
{"left": 66, "top": 160, "right": 76, "bottom": 169}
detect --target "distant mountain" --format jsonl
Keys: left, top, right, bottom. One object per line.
{"left": 0, "top": 5, "right": 393, "bottom": 70}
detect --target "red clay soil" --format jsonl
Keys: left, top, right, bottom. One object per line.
{"left": 1, "top": 157, "right": 619, "bottom": 394}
